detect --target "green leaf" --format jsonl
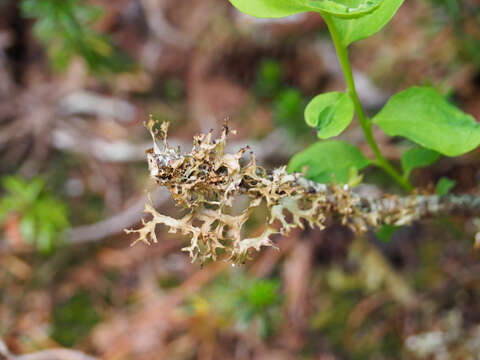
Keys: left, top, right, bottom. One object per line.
{"left": 305, "top": 92, "right": 354, "bottom": 139}
{"left": 0, "top": 196, "right": 20, "bottom": 221}
{"left": 436, "top": 177, "right": 456, "bottom": 196}
{"left": 376, "top": 224, "right": 400, "bottom": 243}
{"left": 20, "top": 215, "right": 36, "bottom": 244}
{"left": 228, "top": 0, "right": 383, "bottom": 19}
{"left": 347, "top": 167, "right": 364, "bottom": 187}
{"left": 332, "top": 0, "right": 405, "bottom": 46}
{"left": 37, "top": 224, "right": 54, "bottom": 254}
{"left": 2, "top": 176, "right": 28, "bottom": 197}
{"left": 373, "top": 86, "right": 480, "bottom": 157}
{"left": 0, "top": 175, "right": 69, "bottom": 252}
{"left": 228, "top": 0, "right": 305, "bottom": 18}
{"left": 23, "top": 177, "right": 45, "bottom": 202}
{"left": 401, "top": 147, "right": 441, "bottom": 179}
{"left": 246, "top": 279, "right": 280, "bottom": 309}
{"left": 287, "top": 140, "right": 370, "bottom": 183}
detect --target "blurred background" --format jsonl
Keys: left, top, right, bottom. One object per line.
{"left": 1, "top": 0, "right": 480, "bottom": 359}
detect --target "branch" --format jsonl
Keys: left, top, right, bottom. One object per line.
{"left": 141, "top": 0, "right": 192, "bottom": 49}
{"left": 126, "top": 121, "right": 480, "bottom": 264}
{"left": 59, "top": 127, "right": 298, "bottom": 245}
{"left": 66, "top": 188, "right": 170, "bottom": 244}
{"left": 0, "top": 339, "right": 96, "bottom": 360}
{"left": 57, "top": 91, "right": 136, "bottom": 123}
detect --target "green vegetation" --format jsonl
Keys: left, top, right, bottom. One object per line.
{"left": 21, "top": 0, "right": 132, "bottom": 73}
{"left": 190, "top": 273, "right": 282, "bottom": 339}
{"left": 229, "top": 0, "right": 477, "bottom": 194}
{"left": 1, "top": 1, "right": 479, "bottom": 358}
{"left": 0, "top": 176, "right": 69, "bottom": 253}
{"left": 51, "top": 290, "right": 100, "bottom": 346}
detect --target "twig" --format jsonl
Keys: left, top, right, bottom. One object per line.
{"left": 15, "top": 350, "right": 96, "bottom": 360}
{"left": 57, "top": 91, "right": 136, "bottom": 123}
{"left": 62, "top": 128, "right": 299, "bottom": 244}
{"left": 141, "top": 0, "right": 191, "bottom": 48}
{"left": 0, "top": 339, "right": 96, "bottom": 360}
{"left": 51, "top": 128, "right": 151, "bottom": 163}
{"left": 128, "top": 122, "right": 480, "bottom": 263}
{"left": 0, "top": 338, "right": 11, "bottom": 360}
{"left": 66, "top": 188, "right": 170, "bottom": 244}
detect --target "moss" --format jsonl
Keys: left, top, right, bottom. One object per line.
{"left": 51, "top": 290, "right": 100, "bottom": 347}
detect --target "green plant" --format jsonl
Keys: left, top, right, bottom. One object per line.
{"left": 229, "top": 0, "right": 479, "bottom": 193}
{"left": 0, "top": 175, "right": 69, "bottom": 253}
{"left": 21, "top": 0, "right": 132, "bottom": 73}
{"left": 190, "top": 273, "right": 282, "bottom": 338}
{"left": 128, "top": 2, "right": 480, "bottom": 264}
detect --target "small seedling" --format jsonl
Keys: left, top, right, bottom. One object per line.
{"left": 0, "top": 175, "right": 69, "bottom": 253}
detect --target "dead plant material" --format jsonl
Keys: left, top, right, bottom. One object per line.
{"left": 126, "top": 118, "right": 480, "bottom": 264}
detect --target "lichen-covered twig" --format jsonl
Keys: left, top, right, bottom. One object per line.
{"left": 126, "top": 119, "right": 480, "bottom": 264}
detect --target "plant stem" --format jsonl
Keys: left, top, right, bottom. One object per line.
{"left": 322, "top": 14, "right": 413, "bottom": 192}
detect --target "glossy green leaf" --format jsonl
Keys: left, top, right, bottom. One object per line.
{"left": 436, "top": 177, "right": 456, "bottom": 196}
{"left": 332, "top": 0, "right": 405, "bottom": 46}
{"left": 305, "top": 92, "right": 354, "bottom": 139}
{"left": 228, "top": 0, "right": 305, "bottom": 18}
{"left": 287, "top": 140, "right": 370, "bottom": 183}
{"left": 228, "top": 0, "right": 383, "bottom": 19}
{"left": 373, "top": 86, "right": 480, "bottom": 157}
{"left": 401, "top": 147, "right": 441, "bottom": 178}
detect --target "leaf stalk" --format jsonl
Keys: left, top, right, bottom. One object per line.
{"left": 322, "top": 13, "right": 413, "bottom": 192}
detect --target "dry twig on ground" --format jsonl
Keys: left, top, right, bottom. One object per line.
{"left": 0, "top": 339, "right": 96, "bottom": 360}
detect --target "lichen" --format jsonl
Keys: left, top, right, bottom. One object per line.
{"left": 126, "top": 119, "right": 480, "bottom": 264}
